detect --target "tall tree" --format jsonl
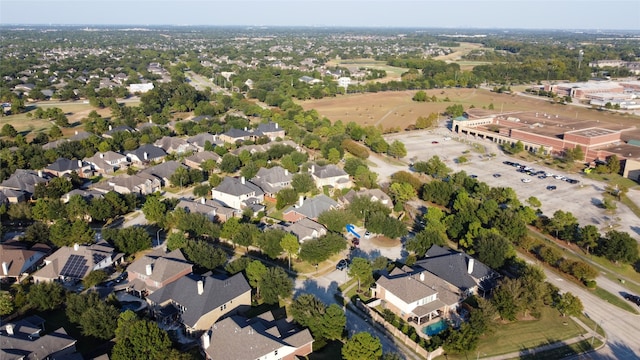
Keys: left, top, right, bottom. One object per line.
{"left": 342, "top": 332, "right": 383, "bottom": 360}
{"left": 348, "top": 257, "right": 373, "bottom": 293}
{"left": 111, "top": 311, "right": 172, "bottom": 360}
{"left": 280, "top": 233, "right": 300, "bottom": 271}
{"left": 260, "top": 267, "right": 292, "bottom": 305}
{"left": 245, "top": 260, "right": 267, "bottom": 298}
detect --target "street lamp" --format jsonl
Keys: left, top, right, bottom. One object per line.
{"left": 156, "top": 229, "right": 162, "bottom": 247}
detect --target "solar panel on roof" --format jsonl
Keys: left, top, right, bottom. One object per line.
{"left": 60, "top": 254, "right": 89, "bottom": 279}
{"left": 92, "top": 253, "right": 107, "bottom": 264}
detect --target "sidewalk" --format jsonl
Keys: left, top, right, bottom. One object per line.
{"left": 480, "top": 316, "right": 605, "bottom": 360}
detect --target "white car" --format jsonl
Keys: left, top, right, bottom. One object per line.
{"left": 521, "top": 178, "right": 532, "bottom": 183}
{"left": 364, "top": 231, "right": 371, "bottom": 239}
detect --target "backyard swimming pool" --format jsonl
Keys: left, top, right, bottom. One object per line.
{"left": 422, "top": 319, "right": 447, "bottom": 336}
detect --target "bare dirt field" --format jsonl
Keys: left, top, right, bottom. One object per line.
{"left": 298, "top": 88, "right": 640, "bottom": 131}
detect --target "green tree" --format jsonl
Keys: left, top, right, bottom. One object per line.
{"left": 577, "top": 225, "right": 599, "bottom": 254}
{"left": 219, "top": 153, "right": 241, "bottom": 173}
{"left": 245, "top": 260, "right": 268, "bottom": 298}
{"left": 555, "top": 292, "right": 583, "bottom": 317}
{"left": 320, "top": 304, "right": 346, "bottom": 340}
{"left": 1, "top": 124, "right": 18, "bottom": 137}
{"left": 491, "top": 277, "right": 524, "bottom": 321}
{"left": 606, "top": 155, "right": 621, "bottom": 174}
{"left": 280, "top": 233, "right": 300, "bottom": 271}
{"left": 111, "top": 311, "right": 172, "bottom": 360}
{"left": 183, "top": 240, "right": 227, "bottom": 270}
{"left": 406, "top": 228, "right": 447, "bottom": 257}
{"left": 27, "top": 282, "right": 65, "bottom": 311}
{"left": 526, "top": 196, "right": 541, "bottom": 208}
{"left": 23, "top": 222, "right": 49, "bottom": 244}
{"left": 292, "top": 173, "right": 314, "bottom": 193}
{"left": 276, "top": 188, "right": 299, "bottom": 210}
{"left": 0, "top": 292, "right": 14, "bottom": 316}
{"left": 220, "top": 217, "right": 241, "bottom": 240}
{"left": 261, "top": 267, "right": 292, "bottom": 305}
{"left": 473, "top": 232, "right": 514, "bottom": 269}
{"left": 388, "top": 182, "right": 415, "bottom": 204}
{"left": 83, "top": 270, "right": 109, "bottom": 288}
{"left": 142, "top": 195, "right": 167, "bottom": 225}
{"left": 66, "top": 292, "right": 118, "bottom": 340}
{"left": 387, "top": 140, "right": 407, "bottom": 159}
{"left": 317, "top": 209, "right": 358, "bottom": 233}
{"left": 342, "top": 332, "right": 383, "bottom": 360}
{"left": 413, "top": 155, "right": 451, "bottom": 178}
{"left": 597, "top": 230, "right": 639, "bottom": 264}
{"left": 290, "top": 294, "right": 327, "bottom": 338}
{"left": 166, "top": 232, "right": 188, "bottom": 251}
{"left": 348, "top": 257, "right": 373, "bottom": 293}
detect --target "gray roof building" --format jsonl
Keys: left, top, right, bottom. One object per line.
{"left": 126, "top": 144, "right": 167, "bottom": 163}
{"left": 126, "top": 248, "right": 193, "bottom": 296}
{"left": 201, "top": 311, "right": 313, "bottom": 360}
{"left": 251, "top": 166, "right": 293, "bottom": 196}
{"left": 140, "top": 160, "right": 186, "bottom": 186}
{"left": 283, "top": 194, "right": 338, "bottom": 221}
{"left": 147, "top": 272, "right": 251, "bottom": 331}
{"left": 1, "top": 316, "right": 78, "bottom": 360}
{"left": 0, "top": 169, "right": 52, "bottom": 196}
{"left": 414, "top": 245, "right": 498, "bottom": 293}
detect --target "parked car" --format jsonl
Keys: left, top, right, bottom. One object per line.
{"left": 521, "top": 178, "right": 532, "bottom": 183}
{"left": 493, "top": 173, "right": 501, "bottom": 178}
{"left": 546, "top": 185, "right": 557, "bottom": 190}
{"left": 364, "top": 231, "right": 371, "bottom": 239}
{"left": 352, "top": 238, "right": 360, "bottom": 248}
{"left": 431, "top": 141, "right": 439, "bottom": 144}
{"left": 336, "top": 259, "right": 349, "bottom": 271}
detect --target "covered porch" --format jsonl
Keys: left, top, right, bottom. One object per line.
{"left": 411, "top": 299, "right": 446, "bottom": 325}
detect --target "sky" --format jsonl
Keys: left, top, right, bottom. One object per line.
{"left": 1, "top": 0, "right": 638, "bottom": 30}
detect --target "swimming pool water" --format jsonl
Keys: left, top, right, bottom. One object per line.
{"left": 422, "top": 319, "right": 447, "bottom": 336}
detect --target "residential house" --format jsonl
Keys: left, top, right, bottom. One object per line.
{"left": 175, "top": 198, "right": 238, "bottom": 223}
{"left": 103, "top": 125, "right": 135, "bottom": 139}
{"left": 0, "top": 169, "right": 53, "bottom": 202}
{"left": 104, "top": 173, "right": 161, "bottom": 195}
{"left": 154, "top": 136, "right": 197, "bottom": 154}
{"left": 211, "top": 176, "right": 265, "bottom": 212}
{"left": 126, "top": 144, "right": 167, "bottom": 164}
{"left": 282, "top": 194, "right": 338, "bottom": 223}
{"left": 1, "top": 316, "right": 78, "bottom": 360}
{"left": 414, "top": 245, "right": 499, "bottom": 297}
{"left": 231, "top": 140, "right": 302, "bottom": 157}
{"left": 140, "top": 161, "right": 187, "bottom": 187}
{"left": 69, "top": 130, "right": 93, "bottom": 141}
{"left": 187, "top": 133, "right": 222, "bottom": 152}
{"left": 84, "top": 151, "right": 129, "bottom": 174}
{"left": 277, "top": 218, "right": 327, "bottom": 243}
{"left": 0, "top": 243, "right": 47, "bottom": 282}
{"left": 218, "top": 128, "right": 252, "bottom": 144}
{"left": 200, "top": 311, "right": 313, "bottom": 360}
{"left": 339, "top": 188, "right": 393, "bottom": 209}
{"left": 372, "top": 266, "right": 462, "bottom": 325}
{"left": 146, "top": 272, "right": 251, "bottom": 334}
{"left": 184, "top": 152, "right": 221, "bottom": 170}
{"left": 309, "top": 164, "right": 352, "bottom": 189}
{"left": 251, "top": 166, "right": 293, "bottom": 199}
{"left": 128, "top": 83, "right": 154, "bottom": 93}
{"left": 298, "top": 76, "right": 322, "bottom": 85}
{"left": 253, "top": 122, "right": 285, "bottom": 141}
{"left": 126, "top": 248, "right": 193, "bottom": 298}
{"left": 32, "top": 241, "right": 123, "bottom": 283}
{"left": 61, "top": 189, "right": 105, "bottom": 204}
{"left": 44, "top": 158, "right": 93, "bottom": 178}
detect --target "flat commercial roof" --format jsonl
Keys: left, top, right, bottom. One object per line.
{"left": 566, "top": 127, "right": 619, "bottom": 137}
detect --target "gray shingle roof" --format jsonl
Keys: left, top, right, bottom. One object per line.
{"left": 214, "top": 177, "right": 264, "bottom": 197}
{"left": 45, "top": 158, "right": 86, "bottom": 172}
{"left": 283, "top": 194, "right": 337, "bottom": 219}
{"left": 141, "top": 160, "right": 186, "bottom": 180}
{"left": 0, "top": 169, "right": 51, "bottom": 194}
{"left": 147, "top": 272, "right": 250, "bottom": 328}
{"left": 311, "top": 164, "right": 347, "bottom": 178}
{"left": 1, "top": 320, "right": 77, "bottom": 360}
{"left": 203, "top": 312, "right": 313, "bottom": 360}
{"left": 128, "top": 144, "right": 166, "bottom": 161}
{"left": 414, "top": 245, "right": 496, "bottom": 291}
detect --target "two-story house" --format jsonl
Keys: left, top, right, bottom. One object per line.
{"left": 282, "top": 195, "right": 338, "bottom": 223}
{"left": 211, "top": 176, "right": 265, "bottom": 212}
{"left": 154, "top": 136, "right": 197, "bottom": 154}
{"left": 84, "top": 151, "right": 129, "bottom": 174}
{"left": 0, "top": 169, "right": 52, "bottom": 202}
{"left": 252, "top": 122, "right": 285, "bottom": 141}
{"left": 251, "top": 166, "right": 293, "bottom": 199}
{"left": 0, "top": 243, "right": 47, "bottom": 282}
{"left": 309, "top": 164, "right": 352, "bottom": 189}
{"left": 126, "top": 248, "right": 193, "bottom": 298}
{"left": 44, "top": 158, "right": 93, "bottom": 178}
{"left": 126, "top": 144, "right": 167, "bottom": 165}
{"left": 146, "top": 272, "right": 251, "bottom": 335}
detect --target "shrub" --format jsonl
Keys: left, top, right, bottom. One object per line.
{"left": 584, "top": 280, "right": 597, "bottom": 289}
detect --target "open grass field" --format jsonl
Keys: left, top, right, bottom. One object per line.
{"left": 298, "top": 88, "right": 640, "bottom": 132}
{"left": 445, "top": 307, "right": 587, "bottom": 360}
{"left": 325, "top": 59, "right": 408, "bottom": 82}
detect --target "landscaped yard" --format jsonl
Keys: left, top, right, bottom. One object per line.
{"left": 444, "top": 307, "right": 587, "bottom": 359}
{"left": 39, "top": 309, "right": 105, "bottom": 355}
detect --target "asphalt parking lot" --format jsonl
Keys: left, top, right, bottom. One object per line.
{"left": 384, "top": 129, "right": 640, "bottom": 241}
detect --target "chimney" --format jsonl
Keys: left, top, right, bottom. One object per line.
{"left": 240, "top": 176, "right": 245, "bottom": 185}
{"left": 108, "top": 125, "right": 113, "bottom": 131}
{"left": 73, "top": 243, "right": 79, "bottom": 251}
{"left": 197, "top": 280, "right": 204, "bottom": 295}
{"left": 99, "top": 153, "right": 104, "bottom": 159}
{"left": 298, "top": 195, "right": 304, "bottom": 207}
{"left": 149, "top": 118, "right": 152, "bottom": 123}
{"left": 275, "top": 122, "right": 278, "bottom": 129}
{"left": 467, "top": 258, "right": 474, "bottom": 274}
{"left": 202, "top": 332, "right": 210, "bottom": 349}
{"left": 75, "top": 130, "right": 78, "bottom": 135}
{"left": 244, "top": 127, "right": 247, "bottom": 131}
{"left": 311, "top": 165, "right": 315, "bottom": 173}
{"left": 2, "top": 262, "right": 8, "bottom": 276}
{"left": 78, "top": 160, "right": 82, "bottom": 168}
{"left": 145, "top": 264, "right": 152, "bottom": 276}
{"left": 419, "top": 272, "right": 425, "bottom": 282}
{"left": 37, "top": 170, "right": 43, "bottom": 178}
{"left": 284, "top": 169, "right": 289, "bottom": 176}
{"left": 201, "top": 197, "right": 206, "bottom": 205}
{"left": 6, "top": 324, "right": 14, "bottom": 336}
{"left": 143, "top": 152, "right": 148, "bottom": 160}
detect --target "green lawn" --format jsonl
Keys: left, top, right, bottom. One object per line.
{"left": 445, "top": 307, "right": 587, "bottom": 359}
{"left": 592, "top": 287, "right": 639, "bottom": 314}
{"left": 521, "top": 339, "right": 603, "bottom": 360}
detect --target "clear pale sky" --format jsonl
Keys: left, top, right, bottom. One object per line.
{"left": 1, "top": 0, "right": 638, "bottom": 30}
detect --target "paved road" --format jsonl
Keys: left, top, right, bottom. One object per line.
{"left": 524, "top": 256, "right": 640, "bottom": 360}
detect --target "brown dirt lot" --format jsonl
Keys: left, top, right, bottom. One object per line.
{"left": 297, "top": 88, "right": 640, "bottom": 131}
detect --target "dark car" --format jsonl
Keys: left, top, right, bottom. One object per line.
{"left": 336, "top": 259, "right": 349, "bottom": 271}
{"left": 431, "top": 141, "right": 439, "bottom": 144}
{"left": 352, "top": 238, "right": 360, "bottom": 247}
{"left": 546, "top": 185, "right": 557, "bottom": 191}
{"left": 493, "top": 173, "right": 501, "bottom": 178}
{"left": 624, "top": 293, "right": 640, "bottom": 306}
